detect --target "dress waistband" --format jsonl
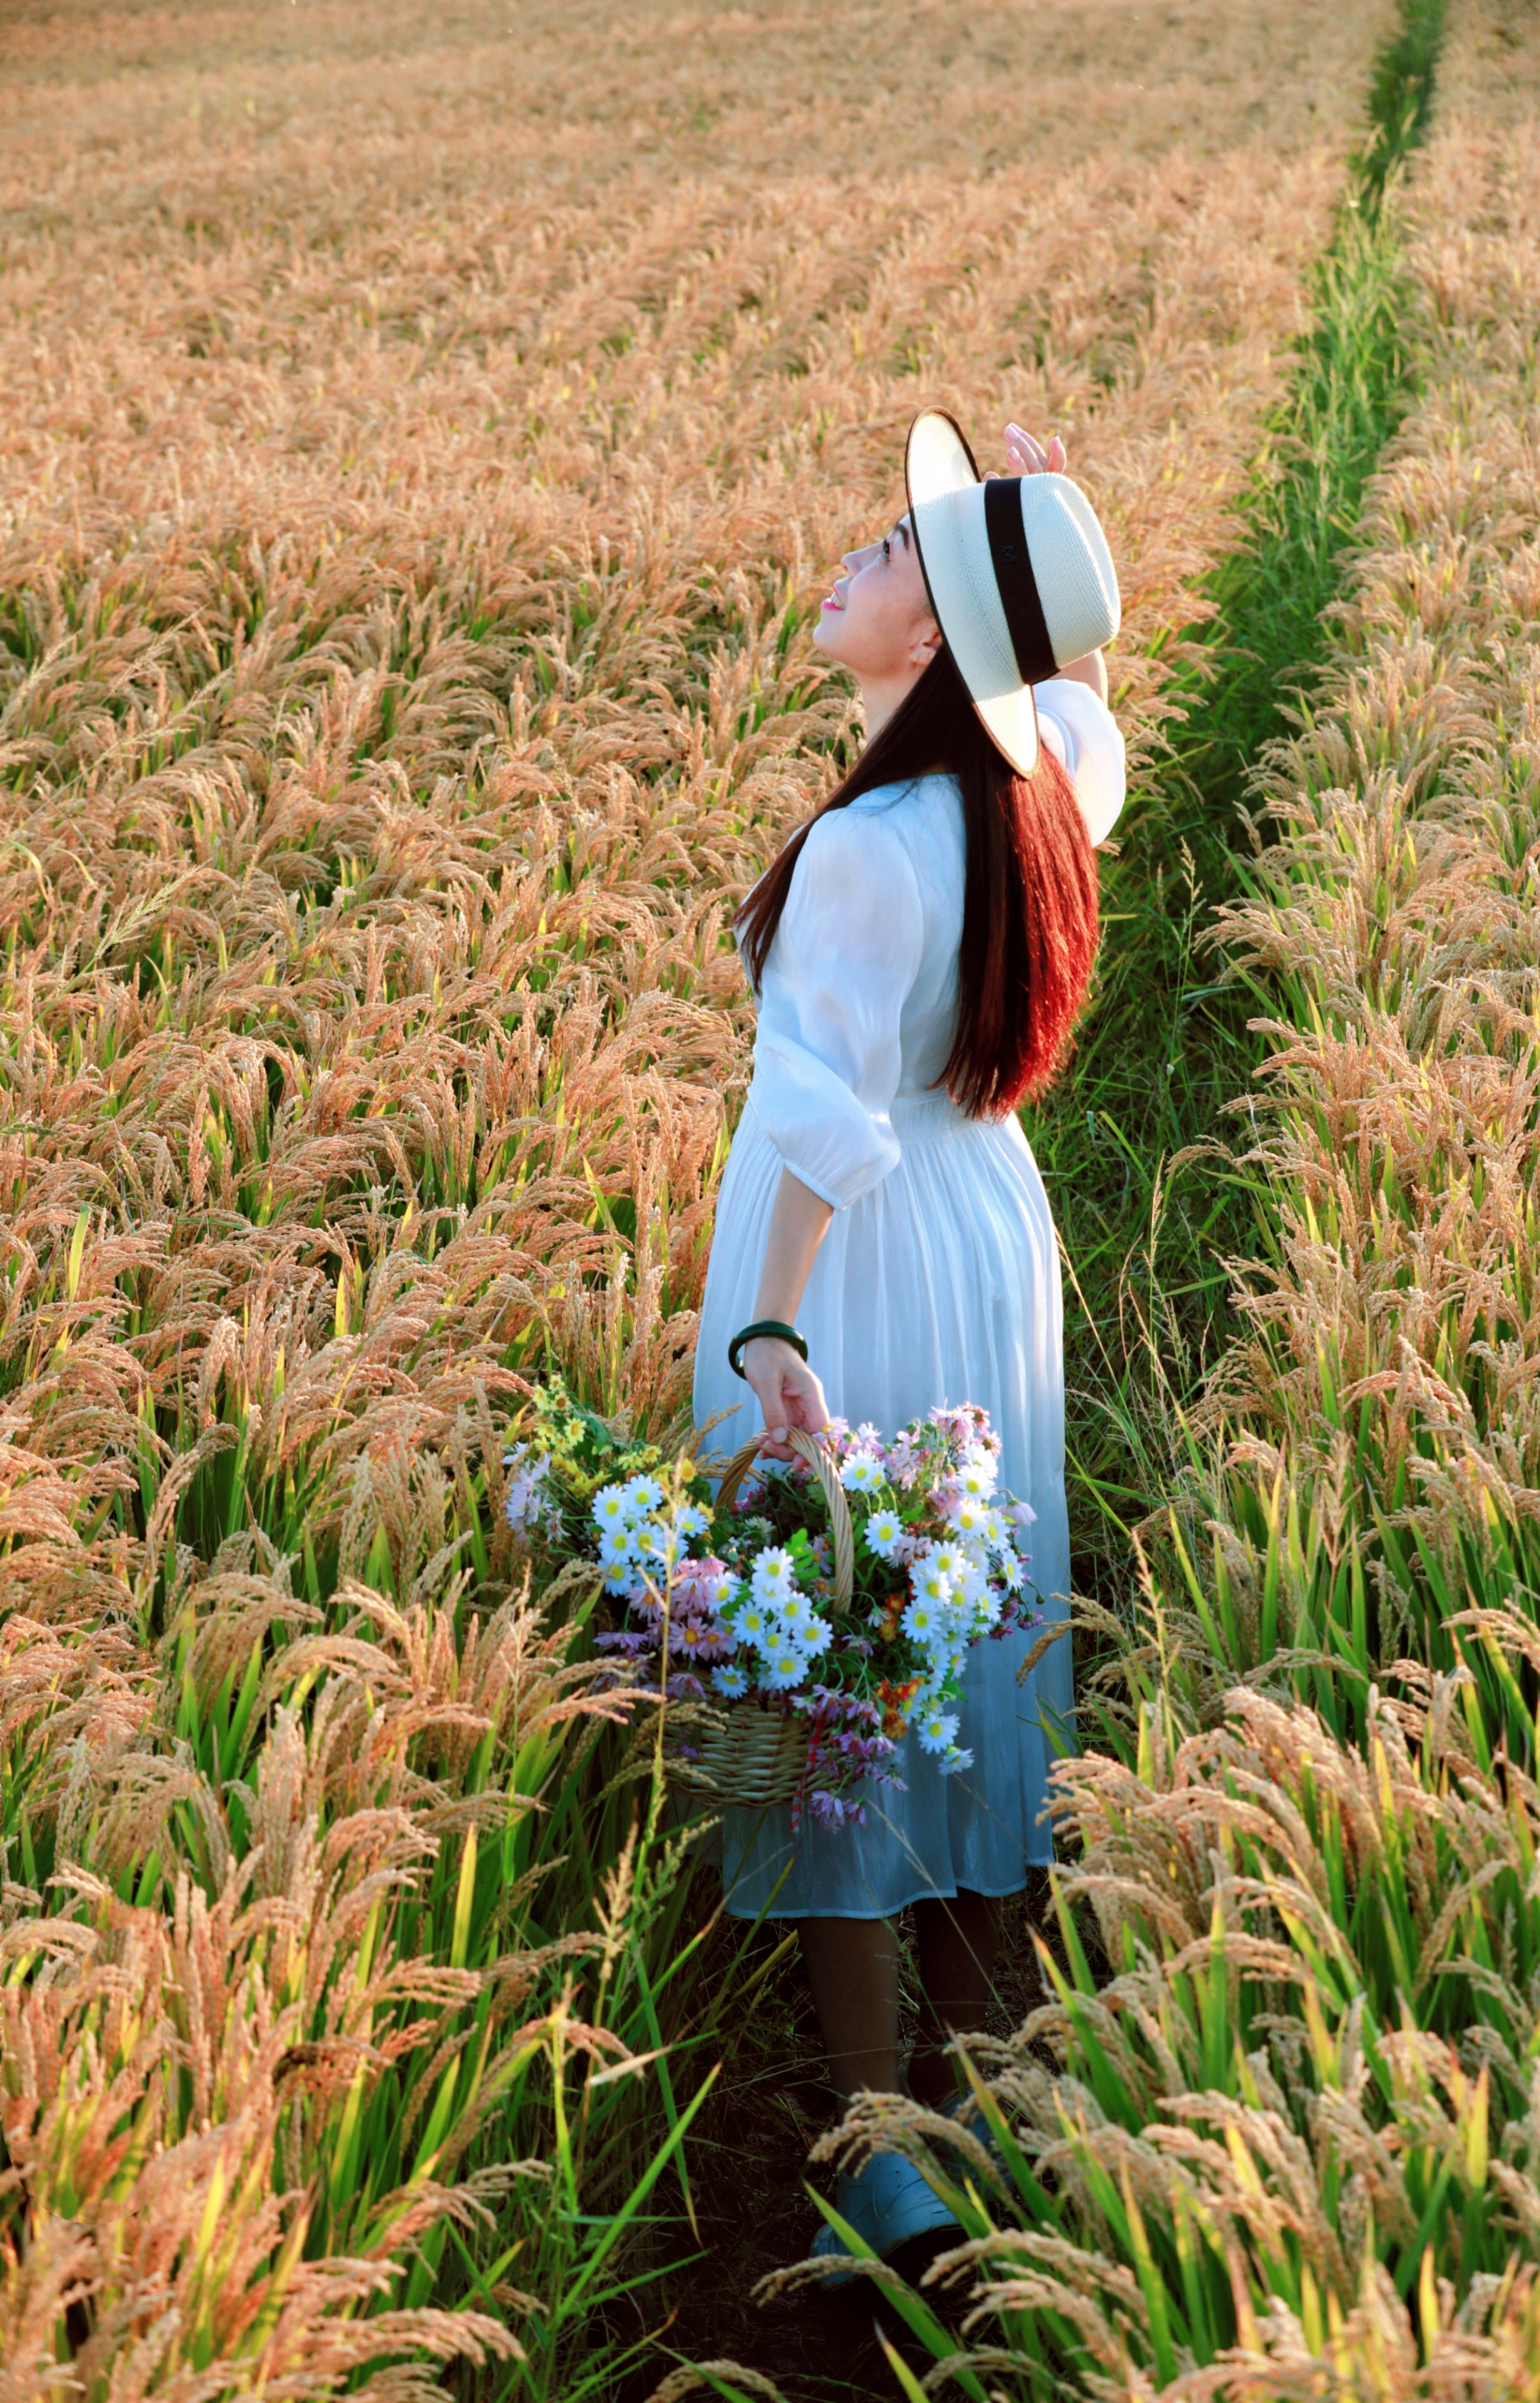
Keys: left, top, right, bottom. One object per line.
{"left": 741, "top": 1080, "right": 989, "bottom": 1149}
{"left": 888, "top": 1088, "right": 977, "bottom": 1142}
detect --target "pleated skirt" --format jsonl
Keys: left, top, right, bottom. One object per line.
{"left": 691, "top": 1084, "right": 1074, "bottom": 1920}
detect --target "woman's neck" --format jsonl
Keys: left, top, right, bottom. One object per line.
{"left": 857, "top": 667, "right": 924, "bottom": 740}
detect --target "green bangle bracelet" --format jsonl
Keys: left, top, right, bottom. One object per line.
{"left": 729, "top": 1319, "right": 808, "bottom": 1379}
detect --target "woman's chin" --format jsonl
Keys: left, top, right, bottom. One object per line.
{"left": 811, "top": 610, "right": 846, "bottom": 661}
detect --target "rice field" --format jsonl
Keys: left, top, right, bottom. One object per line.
{"left": 6, "top": 0, "right": 1540, "bottom": 2393}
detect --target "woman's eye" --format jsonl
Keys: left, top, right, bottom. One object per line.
{"left": 881, "top": 538, "right": 890, "bottom": 560}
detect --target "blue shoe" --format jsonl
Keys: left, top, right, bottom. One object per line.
{"left": 935, "top": 2085, "right": 1004, "bottom": 2171}
{"left": 808, "top": 2149, "right": 960, "bottom": 2285}
{"left": 938, "top": 2086, "right": 992, "bottom": 2141}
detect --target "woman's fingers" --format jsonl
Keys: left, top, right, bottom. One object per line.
{"left": 777, "top": 1355, "right": 831, "bottom": 1433}
{"left": 1005, "top": 421, "right": 1047, "bottom": 471}
{"left": 1004, "top": 421, "right": 1067, "bottom": 476}
{"left": 742, "top": 1350, "right": 830, "bottom": 1457}
{"left": 742, "top": 1358, "right": 799, "bottom": 1456}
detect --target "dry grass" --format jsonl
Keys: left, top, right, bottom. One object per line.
{"left": 1437, "top": 0, "right": 1540, "bottom": 116}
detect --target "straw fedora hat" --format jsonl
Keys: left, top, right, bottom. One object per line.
{"left": 905, "top": 408, "right": 1121, "bottom": 808}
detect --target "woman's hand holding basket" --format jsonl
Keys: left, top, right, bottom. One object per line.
{"left": 739, "top": 1333, "right": 831, "bottom": 1462}
{"left": 505, "top": 1387, "right": 1040, "bottom": 1828}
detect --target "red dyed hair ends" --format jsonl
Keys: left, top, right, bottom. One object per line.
{"left": 735, "top": 645, "right": 1100, "bottom": 1117}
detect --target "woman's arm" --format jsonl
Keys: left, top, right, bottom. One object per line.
{"left": 737, "top": 806, "right": 921, "bottom": 1452}
{"left": 741, "top": 1166, "right": 834, "bottom": 1449}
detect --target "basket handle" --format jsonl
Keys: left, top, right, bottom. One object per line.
{"left": 712, "top": 1425, "right": 855, "bottom": 1612}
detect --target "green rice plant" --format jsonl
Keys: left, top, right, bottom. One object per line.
{"left": 1357, "top": 0, "right": 1448, "bottom": 205}
{"left": 1134, "top": 32, "right": 1540, "bottom": 1747}
{"left": 775, "top": 1652, "right": 1540, "bottom": 2396}
{"left": 1079, "top": 1433, "right": 1540, "bottom": 1787}
{"left": 0, "top": 1506, "right": 742, "bottom": 2399}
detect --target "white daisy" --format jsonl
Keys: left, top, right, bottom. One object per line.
{"left": 599, "top": 1530, "right": 641, "bottom": 1592}
{"left": 863, "top": 1508, "right": 904, "bottom": 1560}
{"left": 712, "top": 1663, "right": 750, "bottom": 1699}
{"left": 751, "top": 1547, "right": 798, "bottom": 1605}
{"left": 950, "top": 1553, "right": 989, "bottom": 1605}
{"left": 839, "top": 1451, "right": 884, "bottom": 1495}
{"left": 760, "top": 1644, "right": 808, "bottom": 1692}
{"left": 910, "top": 1556, "right": 953, "bottom": 1608}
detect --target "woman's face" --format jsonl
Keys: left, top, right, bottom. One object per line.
{"left": 812, "top": 513, "right": 939, "bottom": 690}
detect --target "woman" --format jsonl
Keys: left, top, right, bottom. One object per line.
{"left": 692, "top": 409, "right": 1125, "bottom": 2268}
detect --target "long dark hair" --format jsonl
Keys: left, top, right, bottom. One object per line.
{"left": 736, "top": 647, "right": 1099, "bottom": 1116}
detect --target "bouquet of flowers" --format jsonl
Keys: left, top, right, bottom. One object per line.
{"left": 505, "top": 1383, "right": 1038, "bottom": 1829}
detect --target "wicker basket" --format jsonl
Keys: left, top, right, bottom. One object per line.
{"left": 665, "top": 1425, "right": 856, "bottom": 1811}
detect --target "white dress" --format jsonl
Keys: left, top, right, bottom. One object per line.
{"left": 693, "top": 680, "right": 1126, "bottom": 1921}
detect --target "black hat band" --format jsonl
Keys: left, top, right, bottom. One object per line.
{"left": 983, "top": 476, "right": 1057, "bottom": 688}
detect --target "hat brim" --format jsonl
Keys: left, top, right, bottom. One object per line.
{"left": 904, "top": 409, "right": 1040, "bottom": 777}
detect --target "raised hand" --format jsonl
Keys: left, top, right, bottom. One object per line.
{"left": 1003, "top": 421, "right": 1067, "bottom": 476}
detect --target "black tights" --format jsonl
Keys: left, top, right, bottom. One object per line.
{"left": 796, "top": 1888, "right": 1003, "bottom": 2105}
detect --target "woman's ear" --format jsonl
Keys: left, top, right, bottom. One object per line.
{"left": 910, "top": 617, "right": 943, "bottom": 670}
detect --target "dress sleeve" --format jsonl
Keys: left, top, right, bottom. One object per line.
{"left": 748, "top": 806, "right": 925, "bottom": 1210}
{"left": 1034, "top": 676, "right": 1126, "bottom": 846}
